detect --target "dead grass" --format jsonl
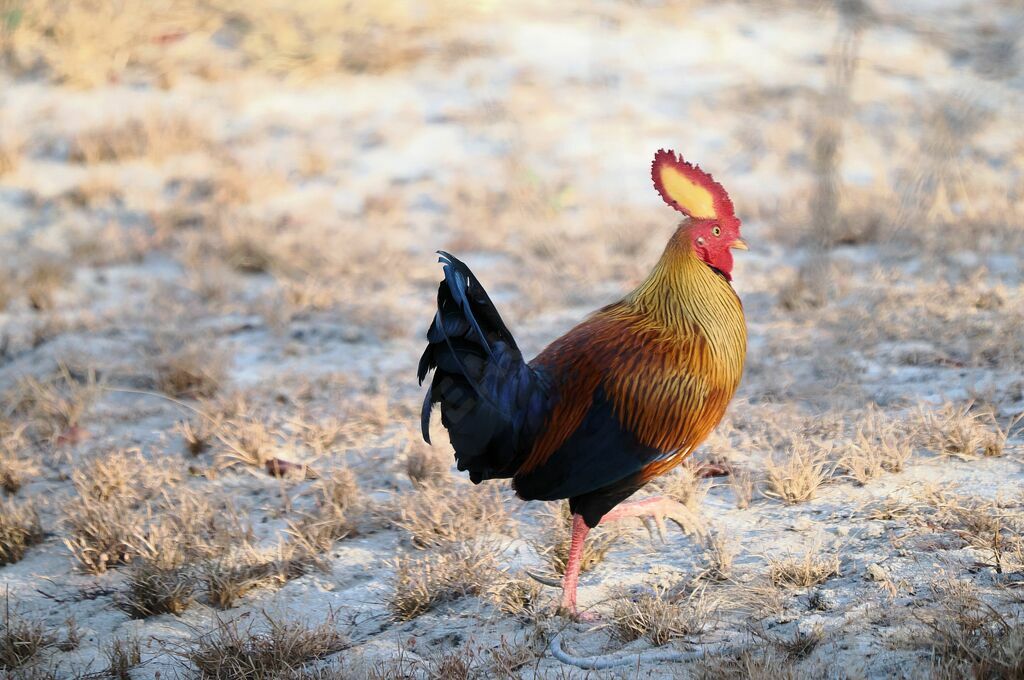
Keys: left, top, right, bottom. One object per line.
{"left": 202, "top": 542, "right": 317, "bottom": 610}
{"left": 288, "top": 468, "right": 364, "bottom": 551}
{"left": 0, "top": 127, "right": 22, "bottom": 176}
{"left": 693, "top": 650, "right": 800, "bottom": 680}
{"left": 837, "top": 407, "right": 914, "bottom": 484}
{"left": 825, "top": 276, "right": 1024, "bottom": 369}
{"left": 62, "top": 492, "right": 143, "bottom": 573}
{"left": 404, "top": 440, "right": 449, "bottom": 488}
{"left": 768, "top": 550, "right": 841, "bottom": 588}
{"left": 697, "top": 531, "right": 737, "bottom": 583}
{"left": 0, "top": 498, "right": 43, "bottom": 566}
{"left": 651, "top": 465, "right": 709, "bottom": 510}
{"left": 610, "top": 586, "right": 713, "bottom": 645}
{"left": 151, "top": 339, "right": 228, "bottom": 399}
{"left": 120, "top": 520, "right": 201, "bottom": 618}
{"left": 729, "top": 467, "right": 756, "bottom": 509}
{"left": 66, "top": 114, "right": 208, "bottom": 163}
{"left": 1, "top": 598, "right": 57, "bottom": 670}
{"left": 103, "top": 634, "right": 142, "bottom": 679}
{"left": 123, "top": 558, "right": 195, "bottom": 618}
{"left": 392, "top": 479, "right": 510, "bottom": 550}
{"left": 914, "top": 577, "right": 1024, "bottom": 679}
{"left": 215, "top": 418, "right": 275, "bottom": 470}
{"left": 487, "top": 576, "right": 543, "bottom": 620}
{"left": 19, "top": 258, "right": 71, "bottom": 312}
{"left": 915, "top": 402, "right": 1012, "bottom": 460}
{"left": 762, "top": 441, "right": 833, "bottom": 504}
{"left": 183, "top": 613, "right": 347, "bottom": 680}
{"left": 63, "top": 455, "right": 231, "bottom": 575}
{"left": 70, "top": 448, "right": 179, "bottom": 504}
{"left": 0, "top": 426, "right": 37, "bottom": 494}
{"left": 389, "top": 544, "right": 499, "bottom": 621}
{"left": 3, "top": 0, "right": 480, "bottom": 86}
{"left": 3, "top": 366, "right": 98, "bottom": 442}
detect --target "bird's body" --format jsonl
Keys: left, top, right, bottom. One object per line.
{"left": 418, "top": 149, "right": 748, "bottom": 616}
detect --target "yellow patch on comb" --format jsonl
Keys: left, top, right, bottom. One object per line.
{"left": 651, "top": 149, "right": 735, "bottom": 222}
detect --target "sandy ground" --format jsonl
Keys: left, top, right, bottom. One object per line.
{"left": 1, "top": 1, "right": 1023, "bottom": 678}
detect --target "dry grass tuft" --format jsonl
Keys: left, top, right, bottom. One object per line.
{"left": 0, "top": 427, "right": 37, "bottom": 494}
{"left": 103, "top": 634, "right": 142, "bottom": 679}
{"left": 749, "top": 622, "right": 826, "bottom": 661}
{"left": 121, "top": 521, "right": 202, "bottom": 618}
{"left": 0, "top": 128, "right": 22, "bottom": 177}
{"left": 0, "top": 498, "right": 43, "bottom": 566}
{"left": 217, "top": 218, "right": 283, "bottom": 275}
{"left": 762, "top": 441, "right": 833, "bottom": 504}
{"left": 393, "top": 480, "right": 509, "bottom": 550}
{"left": 652, "top": 465, "right": 709, "bottom": 510}
{"left": 768, "top": 550, "right": 841, "bottom": 588}
{"left": 152, "top": 339, "right": 228, "bottom": 399}
{"left": 487, "top": 576, "right": 543, "bottom": 620}
{"left": 404, "top": 440, "right": 448, "bottom": 488}
{"left": 289, "top": 468, "right": 364, "bottom": 552}
{"left": 729, "top": 467, "right": 756, "bottom": 509}
{"left": 1, "top": 599, "right": 57, "bottom": 670}
{"left": 123, "top": 559, "right": 195, "bottom": 618}
{"left": 697, "top": 531, "right": 737, "bottom": 582}
{"left": 837, "top": 407, "right": 913, "bottom": 485}
{"left": 389, "top": 544, "right": 499, "bottom": 621}
{"left": 202, "top": 541, "right": 317, "bottom": 610}
{"left": 70, "top": 448, "right": 179, "bottom": 504}
{"left": 484, "top": 637, "right": 536, "bottom": 679}
{"left": 67, "top": 114, "right": 208, "bottom": 164}
{"left": 611, "top": 586, "right": 713, "bottom": 645}
{"left": 62, "top": 492, "right": 143, "bottom": 573}
{"left": 215, "top": 418, "right": 275, "bottom": 470}
{"left": 176, "top": 418, "right": 215, "bottom": 456}
{"left": 20, "top": 258, "right": 72, "bottom": 312}
{"left": 694, "top": 650, "right": 799, "bottom": 680}
{"left": 915, "top": 577, "right": 1024, "bottom": 679}
{"left": 915, "top": 402, "right": 1012, "bottom": 460}
{"left": 3, "top": 0, "right": 478, "bottom": 86}
{"left": 4, "top": 366, "right": 98, "bottom": 442}
{"left": 183, "top": 613, "right": 347, "bottom": 680}
{"left": 63, "top": 455, "right": 225, "bottom": 575}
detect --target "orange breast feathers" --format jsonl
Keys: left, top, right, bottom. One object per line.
{"left": 522, "top": 251, "right": 746, "bottom": 479}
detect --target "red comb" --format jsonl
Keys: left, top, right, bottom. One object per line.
{"left": 651, "top": 149, "right": 737, "bottom": 225}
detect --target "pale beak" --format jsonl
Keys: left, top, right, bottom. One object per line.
{"left": 731, "top": 238, "right": 749, "bottom": 251}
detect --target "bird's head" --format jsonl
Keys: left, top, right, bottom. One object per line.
{"left": 651, "top": 149, "right": 747, "bottom": 280}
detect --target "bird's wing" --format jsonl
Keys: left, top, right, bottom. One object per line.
{"left": 513, "top": 305, "right": 728, "bottom": 501}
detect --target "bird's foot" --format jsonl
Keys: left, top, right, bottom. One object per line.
{"left": 556, "top": 605, "right": 601, "bottom": 623}
{"left": 692, "top": 461, "right": 730, "bottom": 478}
{"left": 601, "top": 496, "right": 706, "bottom": 543}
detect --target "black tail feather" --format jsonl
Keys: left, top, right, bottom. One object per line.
{"left": 418, "top": 252, "right": 545, "bottom": 482}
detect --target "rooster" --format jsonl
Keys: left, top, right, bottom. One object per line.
{"left": 418, "top": 149, "right": 747, "bottom": 617}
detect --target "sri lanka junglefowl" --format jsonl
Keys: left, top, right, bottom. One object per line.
{"left": 417, "top": 149, "right": 748, "bottom": 617}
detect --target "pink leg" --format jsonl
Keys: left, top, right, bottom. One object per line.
{"left": 558, "top": 513, "right": 590, "bottom": 617}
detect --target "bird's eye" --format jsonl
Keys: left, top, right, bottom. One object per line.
{"left": 712, "top": 226, "right": 721, "bottom": 236}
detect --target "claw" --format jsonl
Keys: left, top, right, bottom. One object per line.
{"left": 525, "top": 569, "right": 562, "bottom": 588}
{"left": 641, "top": 516, "right": 662, "bottom": 543}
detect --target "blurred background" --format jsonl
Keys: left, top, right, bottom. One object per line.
{"left": 1, "top": 1, "right": 1023, "bottom": 677}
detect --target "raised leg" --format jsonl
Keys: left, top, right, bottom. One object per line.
{"left": 599, "top": 496, "right": 705, "bottom": 541}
